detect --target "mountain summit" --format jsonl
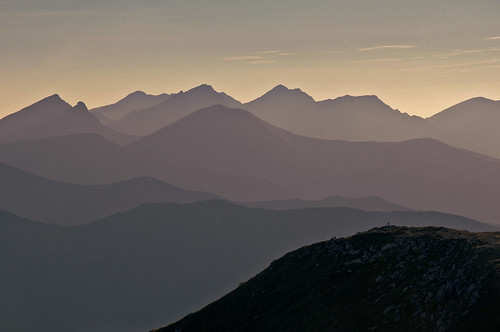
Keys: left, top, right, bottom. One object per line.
{"left": 427, "top": 97, "right": 500, "bottom": 157}
{"left": 244, "top": 86, "right": 447, "bottom": 142}
{"left": 0, "top": 95, "right": 135, "bottom": 145}
{"left": 157, "top": 226, "right": 500, "bottom": 332}
{"left": 107, "top": 84, "right": 242, "bottom": 135}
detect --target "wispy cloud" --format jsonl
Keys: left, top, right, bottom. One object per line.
{"left": 352, "top": 58, "right": 402, "bottom": 64}
{"left": 404, "top": 58, "right": 500, "bottom": 71}
{"left": 486, "top": 36, "right": 500, "bottom": 40}
{"left": 247, "top": 60, "right": 276, "bottom": 65}
{"left": 432, "top": 48, "right": 500, "bottom": 59}
{"left": 437, "top": 69, "right": 472, "bottom": 74}
{"left": 261, "top": 50, "right": 280, "bottom": 54}
{"left": 0, "top": 10, "right": 90, "bottom": 18}
{"left": 223, "top": 56, "right": 265, "bottom": 61}
{"left": 357, "top": 45, "right": 415, "bottom": 51}
{"left": 278, "top": 52, "right": 296, "bottom": 56}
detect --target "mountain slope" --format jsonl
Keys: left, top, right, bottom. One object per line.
{"left": 109, "top": 84, "right": 242, "bottom": 135}
{"left": 0, "top": 202, "right": 495, "bottom": 332}
{"left": 245, "top": 85, "right": 449, "bottom": 142}
{"left": 428, "top": 97, "right": 500, "bottom": 157}
{"left": 0, "top": 133, "right": 129, "bottom": 184}
{"left": 0, "top": 96, "right": 136, "bottom": 145}
{"left": 91, "top": 90, "right": 170, "bottom": 121}
{"left": 157, "top": 226, "right": 500, "bottom": 332}
{"left": 0, "top": 161, "right": 218, "bottom": 225}
{"left": 240, "top": 195, "right": 412, "bottom": 211}
{"left": 0, "top": 131, "right": 295, "bottom": 201}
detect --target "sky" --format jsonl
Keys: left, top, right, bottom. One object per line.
{"left": 1, "top": 0, "right": 500, "bottom": 118}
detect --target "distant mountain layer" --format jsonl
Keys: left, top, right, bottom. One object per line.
{"left": 244, "top": 84, "right": 452, "bottom": 142}
{"left": 3, "top": 105, "right": 500, "bottom": 224}
{"left": 105, "top": 84, "right": 242, "bottom": 135}
{"left": 7, "top": 86, "right": 500, "bottom": 159}
{"left": 240, "top": 195, "right": 411, "bottom": 211}
{"left": 157, "top": 226, "right": 500, "bottom": 332}
{"left": 0, "top": 95, "right": 136, "bottom": 145}
{"left": 0, "top": 201, "right": 494, "bottom": 332}
{"left": 428, "top": 97, "right": 500, "bottom": 157}
{"left": 0, "top": 161, "right": 218, "bottom": 225}
{"left": 91, "top": 90, "right": 170, "bottom": 121}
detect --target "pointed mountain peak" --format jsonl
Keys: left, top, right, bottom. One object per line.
{"left": 250, "top": 85, "right": 315, "bottom": 104}
{"left": 187, "top": 84, "right": 218, "bottom": 94}
{"left": 459, "top": 96, "right": 497, "bottom": 106}
{"left": 270, "top": 84, "right": 289, "bottom": 92}
{"left": 72, "top": 101, "right": 88, "bottom": 112}
{"left": 126, "top": 90, "right": 148, "bottom": 98}
{"left": 46, "top": 93, "right": 63, "bottom": 101}
{"left": 22, "top": 94, "right": 70, "bottom": 111}
{"left": 35, "top": 94, "right": 67, "bottom": 106}
{"left": 268, "top": 84, "right": 309, "bottom": 96}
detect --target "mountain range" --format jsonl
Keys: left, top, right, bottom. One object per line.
{"left": 4, "top": 103, "right": 500, "bottom": 224}
{"left": 0, "top": 201, "right": 494, "bottom": 332}
{"left": 240, "top": 195, "right": 411, "bottom": 211}
{"left": 0, "top": 161, "right": 217, "bottom": 225}
{"left": 0, "top": 95, "right": 135, "bottom": 145}
{"left": 83, "top": 84, "right": 500, "bottom": 158}
{"left": 100, "top": 84, "right": 242, "bottom": 135}
{"left": 2, "top": 84, "right": 500, "bottom": 331}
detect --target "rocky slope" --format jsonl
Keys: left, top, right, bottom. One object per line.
{"left": 158, "top": 226, "right": 500, "bottom": 332}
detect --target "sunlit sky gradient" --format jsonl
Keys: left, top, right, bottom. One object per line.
{"left": 1, "top": 0, "right": 500, "bottom": 118}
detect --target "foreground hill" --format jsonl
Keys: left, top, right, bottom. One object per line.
{"left": 157, "top": 226, "right": 500, "bottom": 332}
{"left": 0, "top": 95, "right": 135, "bottom": 145}
{"left": 0, "top": 201, "right": 494, "bottom": 332}
{"left": 0, "top": 161, "right": 217, "bottom": 225}
{"left": 428, "top": 97, "right": 500, "bottom": 158}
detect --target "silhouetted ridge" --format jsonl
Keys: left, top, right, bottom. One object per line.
{"left": 250, "top": 84, "right": 315, "bottom": 104}
{"left": 157, "top": 226, "right": 500, "bottom": 332}
{"left": 72, "top": 101, "right": 88, "bottom": 112}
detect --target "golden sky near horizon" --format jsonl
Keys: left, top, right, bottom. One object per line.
{"left": 1, "top": 0, "right": 500, "bottom": 118}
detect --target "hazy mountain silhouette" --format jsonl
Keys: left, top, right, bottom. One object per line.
{"left": 0, "top": 132, "right": 294, "bottom": 200}
{"left": 126, "top": 105, "right": 500, "bottom": 224}
{"left": 157, "top": 226, "right": 500, "bottom": 332}
{"left": 0, "top": 201, "right": 494, "bottom": 332}
{"left": 240, "top": 195, "right": 411, "bottom": 211}
{"left": 0, "top": 95, "right": 136, "bottom": 145}
{"left": 107, "top": 84, "right": 242, "bottom": 135}
{"left": 245, "top": 84, "right": 450, "bottom": 142}
{"left": 4, "top": 105, "right": 500, "bottom": 223}
{"left": 91, "top": 90, "right": 170, "bottom": 122}
{"left": 428, "top": 97, "right": 500, "bottom": 158}
{"left": 0, "top": 161, "right": 217, "bottom": 225}
{"left": 0, "top": 133, "right": 129, "bottom": 184}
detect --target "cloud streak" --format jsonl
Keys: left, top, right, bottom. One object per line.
{"left": 223, "top": 56, "right": 265, "bottom": 61}
{"left": 247, "top": 60, "right": 275, "bottom": 65}
{"left": 404, "top": 58, "right": 500, "bottom": 71}
{"left": 357, "top": 45, "right": 415, "bottom": 51}
{"left": 486, "top": 36, "right": 500, "bottom": 40}
{"left": 352, "top": 58, "right": 402, "bottom": 64}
